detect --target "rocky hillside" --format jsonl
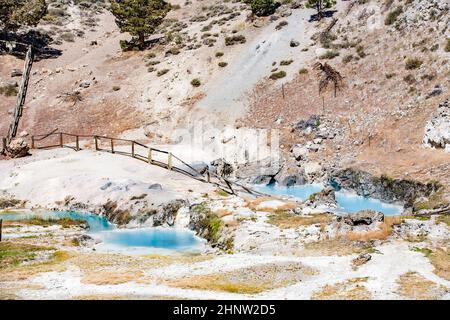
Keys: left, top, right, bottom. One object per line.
{"left": 0, "top": 0, "right": 449, "bottom": 191}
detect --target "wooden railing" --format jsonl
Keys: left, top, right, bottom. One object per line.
{"left": 26, "top": 131, "right": 265, "bottom": 197}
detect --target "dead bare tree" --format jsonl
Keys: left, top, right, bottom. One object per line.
{"left": 313, "top": 62, "right": 344, "bottom": 97}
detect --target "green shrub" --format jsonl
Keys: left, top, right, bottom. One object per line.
{"left": 218, "top": 62, "right": 228, "bottom": 67}
{"left": 157, "top": 69, "right": 170, "bottom": 77}
{"left": 405, "top": 58, "right": 423, "bottom": 70}
{"left": 112, "top": 86, "right": 121, "bottom": 91}
{"left": 246, "top": 0, "right": 277, "bottom": 17}
{"left": 319, "top": 50, "right": 339, "bottom": 59}
{"left": 356, "top": 45, "right": 366, "bottom": 58}
{"left": 403, "top": 74, "right": 415, "bottom": 84}
{"left": 0, "top": 84, "right": 18, "bottom": 96}
{"left": 280, "top": 59, "right": 293, "bottom": 66}
{"left": 299, "top": 68, "right": 308, "bottom": 74}
{"left": 343, "top": 54, "right": 354, "bottom": 64}
{"left": 269, "top": 70, "right": 286, "bottom": 80}
{"left": 215, "top": 51, "right": 224, "bottom": 57}
{"left": 225, "top": 35, "right": 246, "bottom": 46}
{"left": 385, "top": 6, "right": 403, "bottom": 25}
{"left": 445, "top": 39, "right": 450, "bottom": 52}
{"left": 191, "top": 78, "right": 201, "bottom": 87}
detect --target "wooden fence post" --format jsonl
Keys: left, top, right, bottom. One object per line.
{"left": 1, "top": 137, "right": 6, "bottom": 153}
{"left": 59, "top": 133, "right": 63, "bottom": 147}
{"left": 110, "top": 138, "right": 114, "bottom": 153}
{"left": 75, "top": 135, "right": 79, "bottom": 151}
{"left": 131, "top": 141, "right": 135, "bottom": 157}
{"left": 94, "top": 136, "right": 98, "bottom": 150}
{"left": 148, "top": 149, "right": 152, "bottom": 164}
{"left": 168, "top": 152, "right": 172, "bottom": 170}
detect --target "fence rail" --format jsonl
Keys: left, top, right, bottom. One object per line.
{"left": 12, "top": 131, "right": 266, "bottom": 197}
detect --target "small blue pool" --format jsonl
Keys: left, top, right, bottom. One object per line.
{"left": 0, "top": 210, "right": 204, "bottom": 251}
{"left": 254, "top": 184, "right": 403, "bottom": 215}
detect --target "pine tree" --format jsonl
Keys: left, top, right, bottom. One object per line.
{"left": 247, "top": 0, "right": 276, "bottom": 17}
{"left": 110, "top": 0, "right": 171, "bottom": 50}
{"left": 0, "top": 0, "right": 47, "bottom": 34}
{"left": 306, "top": 0, "right": 336, "bottom": 20}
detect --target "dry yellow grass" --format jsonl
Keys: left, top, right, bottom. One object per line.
{"left": 167, "top": 262, "right": 317, "bottom": 294}
{"left": 312, "top": 277, "right": 372, "bottom": 300}
{"left": 396, "top": 272, "right": 449, "bottom": 300}
{"left": 268, "top": 212, "right": 334, "bottom": 229}
{"left": 81, "top": 270, "right": 146, "bottom": 285}
{"left": 303, "top": 237, "right": 366, "bottom": 256}
{"left": 244, "top": 197, "right": 297, "bottom": 213}
{"left": 345, "top": 216, "right": 403, "bottom": 241}
{"left": 73, "top": 294, "right": 190, "bottom": 300}
{"left": 428, "top": 247, "right": 450, "bottom": 280}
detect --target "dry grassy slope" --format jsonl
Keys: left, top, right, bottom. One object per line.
{"left": 0, "top": 0, "right": 263, "bottom": 138}
{"left": 239, "top": 0, "right": 450, "bottom": 187}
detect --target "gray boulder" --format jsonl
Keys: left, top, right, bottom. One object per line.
{"left": 149, "top": 183, "right": 163, "bottom": 190}
{"left": 210, "top": 158, "right": 233, "bottom": 178}
{"left": 338, "top": 210, "right": 384, "bottom": 226}
{"left": 423, "top": 100, "right": 450, "bottom": 151}
{"left": 6, "top": 138, "right": 30, "bottom": 158}
{"left": 306, "top": 186, "right": 337, "bottom": 208}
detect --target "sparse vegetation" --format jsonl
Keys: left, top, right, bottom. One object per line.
{"left": 168, "top": 262, "right": 316, "bottom": 294}
{"left": 0, "top": 83, "right": 18, "bottom": 96}
{"left": 156, "top": 69, "right": 170, "bottom": 77}
{"left": 385, "top": 6, "right": 403, "bottom": 25}
{"left": 269, "top": 70, "right": 286, "bottom": 80}
{"left": 0, "top": 242, "right": 52, "bottom": 269}
{"left": 215, "top": 52, "right": 224, "bottom": 57}
{"left": 190, "top": 78, "right": 201, "bottom": 87}
{"left": 312, "top": 277, "right": 371, "bottom": 300}
{"left": 319, "top": 50, "right": 339, "bottom": 60}
{"left": 280, "top": 59, "right": 293, "bottom": 66}
{"left": 268, "top": 211, "right": 334, "bottom": 229}
{"left": 299, "top": 68, "right": 308, "bottom": 74}
{"left": 225, "top": 35, "right": 246, "bottom": 46}
{"left": 405, "top": 58, "right": 423, "bottom": 70}
{"left": 396, "top": 272, "right": 448, "bottom": 299}
{"left": 218, "top": 61, "right": 228, "bottom": 67}
{"left": 445, "top": 39, "right": 450, "bottom": 52}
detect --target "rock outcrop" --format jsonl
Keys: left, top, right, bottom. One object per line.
{"left": 305, "top": 186, "right": 337, "bottom": 208}
{"left": 5, "top": 138, "right": 30, "bottom": 158}
{"left": 424, "top": 100, "right": 450, "bottom": 152}
{"left": 330, "top": 168, "right": 441, "bottom": 206}
{"left": 337, "top": 210, "right": 384, "bottom": 226}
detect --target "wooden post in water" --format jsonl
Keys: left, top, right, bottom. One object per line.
{"left": 75, "top": 136, "right": 79, "bottom": 151}
{"left": 131, "top": 141, "right": 135, "bottom": 158}
{"left": 59, "top": 133, "right": 63, "bottom": 147}
{"left": 148, "top": 149, "right": 152, "bottom": 164}
{"left": 168, "top": 152, "right": 172, "bottom": 170}
{"left": 110, "top": 138, "right": 114, "bottom": 154}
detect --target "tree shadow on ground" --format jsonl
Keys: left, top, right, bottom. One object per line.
{"left": 0, "top": 30, "right": 62, "bottom": 61}
{"left": 308, "top": 10, "right": 338, "bottom": 22}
